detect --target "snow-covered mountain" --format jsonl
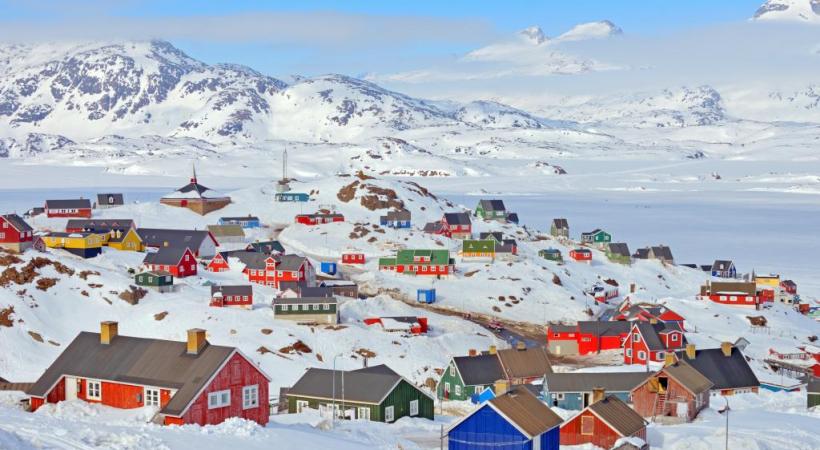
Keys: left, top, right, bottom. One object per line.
{"left": 556, "top": 20, "right": 623, "bottom": 42}
{"left": 753, "top": 0, "right": 820, "bottom": 23}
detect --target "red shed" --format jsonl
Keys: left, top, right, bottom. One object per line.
{"left": 0, "top": 213, "right": 34, "bottom": 253}
{"left": 569, "top": 248, "right": 592, "bottom": 263}
{"left": 27, "top": 322, "right": 271, "bottom": 427}
{"left": 44, "top": 199, "right": 92, "bottom": 218}
{"left": 560, "top": 394, "right": 647, "bottom": 449}
{"left": 210, "top": 285, "right": 253, "bottom": 309}
{"left": 341, "top": 253, "right": 365, "bottom": 264}
{"left": 142, "top": 246, "right": 197, "bottom": 278}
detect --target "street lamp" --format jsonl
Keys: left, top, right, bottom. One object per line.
{"left": 719, "top": 397, "right": 730, "bottom": 450}
{"left": 332, "top": 354, "right": 346, "bottom": 428}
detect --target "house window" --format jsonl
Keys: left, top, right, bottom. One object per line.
{"left": 656, "top": 351, "right": 665, "bottom": 360}
{"left": 455, "top": 385, "right": 462, "bottom": 396}
{"left": 671, "top": 334, "right": 678, "bottom": 341}
{"left": 277, "top": 271, "right": 283, "bottom": 277}
{"left": 323, "top": 304, "right": 330, "bottom": 310}
{"left": 0, "top": 233, "right": 4, "bottom": 240}
{"left": 281, "top": 304, "right": 288, "bottom": 311}
{"left": 208, "top": 390, "right": 231, "bottom": 409}
{"left": 638, "top": 351, "right": 646, "bottom": 360}
{"left": 581, "top": 416, "right": 594, "bottom": 435}
{"left": 449, "top": 365, "right": 455, "bottom": 377}
{"left": 357, "top": 406, "right": 370, "bottom": 420}
{"left": 145, "top": 388, "right": 160, "bottom": 407}
{"left": 385, "top": 406, "right": 395, "bottom": 422}
{"left": 296, "top": 400, "right": 309, "bottom": 413}
{"left": 242, "top": 385, "right": 259, "bottom": 409}
{"left": 243, "top": 296, "right": 248, "bottom": 301}
{"left": 626, "top": 349, "right": 632, "bottom": 357}
{"left": 409, "top": 400, "right": 419, "bottom": 416}
{"left": 86, "top": 380, "right": 101, "bottom": 400}
{"left": 313, "top": 304, "right": 319, "bottom": 311}
{"left": 557, "top": 393, "right": 565, "bottom": 400}
{"left": 633, "top": 334, "right": 640, "bottom": 343}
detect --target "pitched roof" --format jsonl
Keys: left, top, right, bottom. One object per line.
{"left": 479, "top": 232, "right": 504, "bottom": 242}
{"left": 496, "top": 346, "right": 552, "bottom": 379}
{"left": 633, "top": 322, "right": 683, "bottom": 351}
{"left": 712, "top": 260, "right": 734, "bottom": 271}
{"left": 674, "top": 346, "right": 759, "bottom": 390}
{"left": 1, "top": 214, "right": 33, "bottom": 233}
{"left": 607, "top": 243, "right": 631, "bottom": 258}
{"left": 478, "top": 199, "right": 506, "bottom": 212}
{"left": 650, "top": 245, "right": 674, "bottom": 260}
{"left": 552, "top": 218, "right": 569, "bottom": 229}
{"left": 137, "top": 228, "right": 214, "bottom": 249}
{"left": 143, "top": 246, "right": 191, "bottom": 266}
{"left": 211, "top": 285, "right": 252, "bottom": 297}
{"left": 396, "top": 249, "right": 450, "bottom": 265}
{"left": 287, "top": 365, "right": 407, "bottom": 404}
{"left": 443, "top": 212, "right": 471, "bottom": 226}
{"left": 219, "top": 250, "right": 271, "bottom": 270}
{"left": 96, "top": 193, "right": 124, "bottom": 206}
{"left": 586, "top": 395, "right": 647, "bottom": 437}
{"left": 45, "top": 199, "right": 91, "bottom": 209}
{"left": 246, "top": 240, "right": 285, "bottom": 254}
{"left": 220, "top": 215, "right": 259, "bottom": 222}
{"left": 66, "top": 219, "right": 135, "bottom": 233}
{"left": 422, "top": 222, "right": 444, "bottom": 233}
{"left": 452, "top": 354, "right": 505, "bottom": 386}
{"left": 661, "top": 362, "right": 714, "bottom": 395}
{"left": 488, "top": 386, "right": 563, "bottom": 438}
{"left": 27, "top": 331, "right": 246, "bottom": 416}
{"left": 577, "top": 321, "right": 631, "bottom": 337}
{"left": 380, "top": 210, "right": 411, "bottom": 221}
{"left": 706, "top": 281, "right": 757, "bottom": 296}
{"left": 276, "top": 254, "right": 308, "bottom": 271}
{"left": 633, "top": 248, "right": 650, "bottom": 259}
{"left": 207, "top": 224, "right": 245, "bottom": 238}
{"left": 582, "top": 228, "right": 603, "bottom": 237}
{"left": 462, "top": 239, "right": 496, "bottom": 253}
{"left": 544, "top": 372, "right": 650, "bottom": 393}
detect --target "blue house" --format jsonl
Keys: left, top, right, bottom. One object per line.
{"left": 275, "top": 192, "right": 310, "bottom": 202}
{"left": 542, "top": 372, "right": 649, "bottom": 410}
{"left": 379, "top": 210, "right": 411, "bottom": 229}
{"left": 218, "top": 215, "right": 261, "bottom": 228}
{"left": 711, "top": 259, "right": 736, "bottom": 278}
{"left": 448, "top": 386, "right": 562, "bottom": 450}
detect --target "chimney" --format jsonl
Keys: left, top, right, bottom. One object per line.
{"left": 187, "top": 329, "right": 207, "bottom": 355}
{"left": 516, "top": 341, "right": 526, "bottom": 351}
{"left": 489, "top": 345, "right": 497, "bottom": 355}
{"left": 163, "top": 241, "right": 169, "bottom": 247}
{"left": 592, "top": 387, "right": 606, "bottom": 404}
{"left": 664, "top": 353, "right": 677, "bottom": 367}
{"left": 685, "top": 343, "right": 696, "bottom": 360}
{"left": 100, "top": 321, "right": 118, "bottom": 345}
{"left": 721, "top": 342, "right": 732, "bottom": 357}
{"left": 468, "top": 349, "right": 477, "bottom": 357}
{"left": 649, "top": 317, "right": 658, "bottom": 325}
{"left": 494, "top": 379, "right": 509, "bottom": 396}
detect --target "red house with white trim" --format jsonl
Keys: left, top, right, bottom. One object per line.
{"left": 699, "top": 281, "right": 759, "bottom": 307}
{"left": 27, "top": 322, "right": 271, "bottom": 426}
{"left": 363, "top": 316, "right": 428, "bottom": 335}
{"left": 623, "top": 321, "right": 685, "bottom": 365}
{"left": 0, "top": 213, "right": 34, "bottom": 253}
{"left": 142, "top": 247, "right": 198, "bottom": 278}
{"left": 295, "top": 213, "right": 344, "bottom": 226}
{"left": 210, "top": 285, "right": 253, "bottom": 309}
{"left": 546, "top": 321, "right": 631, "bottom": 356}
{"left": 560, "top": 395, "right": 647, "bottom": 449}
{"left": 614, "top": 300, "right": 686, "bottom": 330}
{"left": 44, "top": 199, "right": 92, "bottom": 218}
{"left": 569, "top": 248, "right": 592, "bottom": 263}
{"left": 341, "top": 253, "right": 365, "bottom": 264}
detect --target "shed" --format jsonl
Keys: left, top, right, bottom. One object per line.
{"left": 135, "top": 271, "right": 174, "bottom": 293}
{"left": 320, "top": 261, "right": 337, "bottom": 275}
{"left": 560, "top": 394, "right": 647, "bottom": 450}
{"left": 417, "top": 288, "right": 436, "bottom": 304}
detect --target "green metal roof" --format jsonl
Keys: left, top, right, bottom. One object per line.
{"left": 395, "top": 249, "right": 450, "bottom": 265}
{"left": 462, "top": 239, "right": 495, "bottom": 253}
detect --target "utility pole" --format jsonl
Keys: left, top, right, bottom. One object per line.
{"left": 720, "top": 397, "right": 730, "bottom": 450}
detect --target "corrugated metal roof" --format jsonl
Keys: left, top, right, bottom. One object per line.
{"left": 443, "top": 212, "right": 471, "bottom": 225}
{"left": 674, "top": 347, "right": 759, "bottom": 390}
{"left": 587, "top": 395, "right": 646, "bottom": 437}
{"left": 27, "top": 332, "right": 237, "bottom": 416}
{"left": 96, "top": 193, "right": 124, "bottom": 206}
{"left": 544, "top": 372, "right": 650, "bottom": 393}
{"left": 143, "top": 246, "right": 190, "bottom": 266}
{"left": 489, "top": 386, "right": 563, "bottom": 437}
{"left": 138, "top": 228, "right": 213, "bottom": 249}
{"left": 287, "top": 365, "right": 401, "bottom": 404}
{"left": 497, "top": 346, "right": 553, "bottom": 379}
{"left": 207, "top": 225, "right": 245, "bottom": 237}
{"left": 211, "top": 285, "right": 252, "bottom": 296}
{"left": 1, "top": 214, "right": 33, "bottom": 233}
{"left": 45, "top": 199, "right": 91, "bottom": 209}
{"left": 662, "top": 362, "right": 714, "bottom": 395}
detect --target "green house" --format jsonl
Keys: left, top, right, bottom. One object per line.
{"left": 272, "top": 296, "right": 338, "bottom": 325}
{"left": 134, "top": 271, "right": 173, "bottom": 293}
{"left": 474, "top": 199, "right": 507, "bottom": 220}
{"left": 581, "top": 229, "right": 611, "bottom": 246}
{"left": 605, "top": 243, "right": 631, "bottom": 265}
{"left": 539, "top": 248, "right": 563, "bottom": 262}
{"left": 461, "top": 239, "right": 496, "bottom": 260}
{"left": 380, "top": 249, "right": 453, "bottom": 275}
{"left": 809, "top": 378, "right": 820, "bottom": 409}
{"left": 437, "top": 354, "right": 504, "bottom": 401}
{"left": 287, "top": 365, "right": 434, "bottom": 422}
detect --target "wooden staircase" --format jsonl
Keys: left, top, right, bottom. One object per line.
{"left": 652, "top": 392, "right": 667, "bottom": 420}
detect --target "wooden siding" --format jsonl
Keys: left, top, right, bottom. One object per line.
{"left": 560, "top": 409, "right": 644, "bottom": 449}
{"left": 380, "top": 379, "right": 434, "bottom": 421}
{"left": 448, "top": 404, "right": 531, "bottom": 450}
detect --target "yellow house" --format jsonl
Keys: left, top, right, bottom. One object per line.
{"left": 106, "top": 228, "right": 144, "bottom": 252}
{"left": 42, "top": 232, "right": 103, "bottom": 258}
{"left": 755, "top": 274, "right": 780, "bottom": 288}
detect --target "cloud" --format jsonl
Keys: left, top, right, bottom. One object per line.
{"left": 0, "top": 10, "right": 496, "bottom": 50}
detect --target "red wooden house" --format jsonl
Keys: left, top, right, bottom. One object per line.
{"left": 569, "top": 248, "right": 592, "bottom": 263}
{"left": 631, "top": 360, "right": 712, "bottom": 423}
{"left": 441, "top": 212, "right": 472, "bottom": 239}
{"left": 210, "top": 285, "right": 253, "bottom": 309}
{"left": 781, "top": 280, "right": 797, "bottom": 295}
{"left": 27, "top": 322, "right": 271, "bottom": 426}
{"left": 0, "top": 213, "right": 34, "bottom": 253}
{"left": 295, "top": 213, "right": 344, "bottom": 226}
{"left": 206, "top": 251, "right": 233, "bottom": 272}
{"left": 699, "top": 281, "right": 759, "bottom": 307}
{"left": 142, "top": 246, "right": 197, "bottom": 278}
{"left": 623, "top": 321, "right": 685, "bottom": 366}
{"left": 614, "top": 301, "right": 686, "bottom": 330}
{"left": 560, "top": 394, "right": 648, "bottom": 449}
{"left": 213, "top": 251, "right": 314, "bottom": 289}
{"left": 341, "top": 252, "right": 365, "bottom": 264}
{"left": 546, "top": 321, "right": 631, "bottom": 356}
{"left": 44, "top": 199, "right": 92, "bottom": 218}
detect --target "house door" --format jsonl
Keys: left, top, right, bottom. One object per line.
{"left": 676, "top": 401, "right": 689, "bottom": 418}
{"left": 64, "top": 377, "right": 78, "bottom": 400}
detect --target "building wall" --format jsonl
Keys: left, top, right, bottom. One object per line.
{"left": 448, "top": 404, "right": 531, "bottom": 450}
{"left": 437, "top": 361, "right": 468, "bottom": 400}
{"left": 273, "top": 311, "right": 338, "bottom": 325}
{"left": 560, "top": 409, "right": 628, "bottom": 449}
{"left": 546, "top": 391, "right": 631, "bottom": 410}
{"left": 809, "top": 392, "right": 820, "bottom": 409}
{"left": 46, "top": 208, "right": 92, "bottom": 218}
{"left": 380, "top": 379, "right": 434, "bottom": 421}
{"left": 631, "top": 375, "right": 704, "bottom": 422}
{"left": 175, "top": 353, "right": 270, "bottom": 426}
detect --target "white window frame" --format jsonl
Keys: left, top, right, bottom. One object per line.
{"left": 313, "top": 304, "right": 319, "bottom": 311}
{"left": 455, "top": 385, "right": 462, "bottom": 396}
{"left": 145, "top": 387, "right": 160, "bottom": 407}
{"left": 385, "top": 405, "right": 395, "bottom": 422}
{"left": 557, "top": 393, "right": 565, "bottom": 400}
{"left": 296, "top": 400, "right": 309, "bottom": 413}
{"left": 208, "top": 389, "right": 231, "bottom": 409}
{"left": 242, "top": 385, "right": 259, "bottom": 410}
{"left": 409, "top": 399, "right": 419, "bottom": 417}
{"left": 671, "top": 334, "right": 678, "bottom": 341}
{"left": 86, "top": 380, "right": 101, "bottom": 400}
{"left": 633, "top": 334, "right": 640, "bottom": 343}
{"left": 449, "top": 365, "right": 455, "bottom": 377}
{"left": 638, "top": 351, "right": 646, "bottom": 360}
{"left": 357, "top": 406, "right": 370, "bottom": 420}
{"left": 323, "top": 303, "right": 330, "bottom": 310}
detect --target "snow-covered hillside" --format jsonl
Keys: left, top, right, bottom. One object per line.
{"left": 753, "top": 0, "right": 820, "bottom": 23}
